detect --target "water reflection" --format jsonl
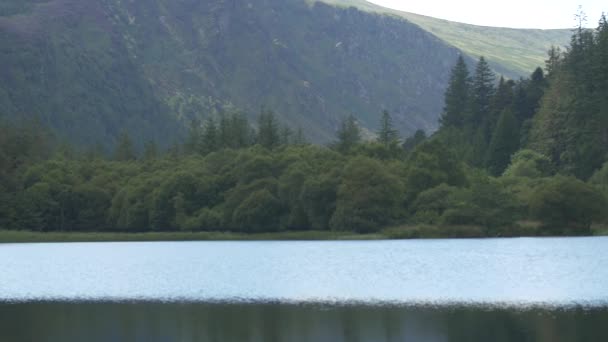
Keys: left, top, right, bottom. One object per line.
{"left": 1, "top": 302, "right": 606, "bottom": 342}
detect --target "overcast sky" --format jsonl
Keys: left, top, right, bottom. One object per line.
{"left": 367, "top": 0, "right": 606, "bottom": 29}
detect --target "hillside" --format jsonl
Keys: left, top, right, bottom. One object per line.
{"left": 320, "top": 0, "right": 573, "bottom": 78}
{"left": 0, "top": 0, "right": 571, "bottom": 147}
{"left": 0, "top": 0, "right": 183, "bottom": 148}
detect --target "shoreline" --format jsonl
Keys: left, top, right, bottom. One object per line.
{"left": 0, "top": 230, "right": 387, "bottom": 243}
{"left": 0, "top": 228, "right": 606, "bottom": 243}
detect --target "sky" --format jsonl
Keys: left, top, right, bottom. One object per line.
{"left": 367, "top": 0, "right": 606, "bottom": 29}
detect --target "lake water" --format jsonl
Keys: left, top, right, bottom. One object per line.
{"left": 1, "top": 238, "right": 608, "bottom": 341}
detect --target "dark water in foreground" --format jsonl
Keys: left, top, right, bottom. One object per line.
{"left": 1, "top": 238, "right": 608, "bottom": 341}
{"left": 1, "top": 302, "right": 607, "bottom": 342}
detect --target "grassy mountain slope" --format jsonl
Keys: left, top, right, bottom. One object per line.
{"left": 0, "top": 0, "right": 571, "bottom": 146}
{"left": 106, "top": 0, "right": 472, "bottom": 141}
{"left": 0, "top": 0, "right": 466, "bottom": 143}
{"left": 320, "top": 0, "right": 572, "bottom": 77}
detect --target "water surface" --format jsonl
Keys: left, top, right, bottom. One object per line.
{"left": 2, "top": 238, "right": 608, "bottom": 341}
{"left": 1, "top": 238, "right": 607, "bottom": 305}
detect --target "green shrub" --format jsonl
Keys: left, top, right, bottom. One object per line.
{"left": 530, "top": 176, "right": 607, "bottom": 235}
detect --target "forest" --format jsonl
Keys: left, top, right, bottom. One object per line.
{"left": 0, "top": 16, "right": 607, "bottom": 238}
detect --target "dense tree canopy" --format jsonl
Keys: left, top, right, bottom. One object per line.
{"left": 1, "top": 16, "right": 607, "bottom": 237}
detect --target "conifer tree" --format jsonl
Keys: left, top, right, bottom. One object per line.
{"left": 545, "top": 46, "right": 562, "bottom": 77}
{"left": 441, "top": 55, "right": 471, "bottom": 128}
{"left": 377, "top": 110, "right": 399, "bottom": 146}
{"left": 335, "top": 115, "right": 361, "bottom": 154}
{"left": 257, "top": 108, "right": 280, "bottom": 149}
{"left": 185, "top": 118, "right": 202, "bottom": 154}
{"left": 114, "top": 131, "right": 136, "bottom": 161}
{"left": 229, "top": 112, "right": 252, "bottom": 149}
{"left": 402, "top": 130, "right": 427, "bottom": 151}
{"left": 201, "top": 116, "right": 218, "bottom": 154}
{"left": 293, "top": 127, "right": 308, "bottom": 145}
{"left": 485, "top": 77, "right": 514, "bottom": 141}
{"left": 218, "top": 112, "right": 229, "bottom": 149}
{"left": 143, "top": 141, "right": 158, "bottom": 160}
{"left": 471, "top": 56, "right": 496, "bottom": 125}
{"left": 527, "top": 68, "right": 547, "bottom": 112}
{"left": 491, "top": 77, "right": 515, "bottom": 115}
{"left": 485, "top": 109, "right": 520, "bottom": 176}
{"left": 280, "top": 125, "right": 293, "bottom": 146}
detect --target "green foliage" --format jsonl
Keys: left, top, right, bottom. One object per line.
{"left": 233, "top": 189, "right": 284, "bottom": 233}
{"left": 256, "top": 109, "right": 281, "bottom": 150}
{"left": 440, "top": 177, "right": 518, "bottom": 231}
{"left": 1, "top": 115, "right": 606, "bottom": 237}
{"left": 404, "top": 140, "right": 467, "bottom": 204}
{"left": 376, "top": 110, "right": 399, "bottom": 147}
{"left": 441, "top": 55, "right": 471, "bottom": 128}
{"left": 1, "top": 15, "right": 605, "bottom": 238}
{"left": 589, "top": 162, "right": 608, "bottom": 188}
{"left": 411, "top": 184, "right": 459, "bottom": 224}
{"left": 402, "top": 130, "right": 427, "bottom": 152}
{"left": 485, "top": 109, "right": 520, "bottom": 176}
{"left": 143, "top": 141, "right": 159, "bottom": 160}
{"left": 330, "top": 157, "right": 403, "bottom": 233}
{"left": 503, "top": 150, "right": 553, "bottom": 178}
{"left": 113, "top": 132, "right": 136, "bottom": 161}
{"left": 528, "top": 18, "right": 608, "bottom": 179}
{"left": 333, "top": 115, "right": 362, "bottom": 154}
{"left": 471, "top": 57, "right": 496, "bottom": 124}
{"left": 530, "top": 176, "right": 607, "bottom": 234}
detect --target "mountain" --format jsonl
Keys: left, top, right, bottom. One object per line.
{"left": 320, "top": 0, "right": 572, "bottom": 78}
{"left": 0, "top": 0, "right": 571, "bottom": 147}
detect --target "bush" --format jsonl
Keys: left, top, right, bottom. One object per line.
{"left": 503, "top": 149, "right": 553, "bottom": 178}
{"left": 330, "top": 157, "right": 403, "bottom": 233}
{"left": 232, "top": 189, "right": 284, "bottom": 233}
{"left": 411, "top": 184, "right": 459, "bottom": 224}
{"left": 529, "top": 176, "right": 607, "bottom": 235}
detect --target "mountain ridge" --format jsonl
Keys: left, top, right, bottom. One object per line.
{"left": 318, "top": 0, "right": 572, "bottom": 78}
{"left": 0, "top": 0, "right": 572, "bottom": 146}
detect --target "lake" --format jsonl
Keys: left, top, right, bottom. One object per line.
{"left": 1, "top": 238, "right": 607, "bottom": 341}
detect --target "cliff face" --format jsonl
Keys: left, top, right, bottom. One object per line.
{"left": 0, "top": 0, "right": 489, "bottom": 145}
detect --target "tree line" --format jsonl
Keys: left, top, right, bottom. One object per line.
{"left": 1, "top": 15, "right": 607, "bottom": 236}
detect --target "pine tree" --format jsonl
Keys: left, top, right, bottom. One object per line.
{"left": 334, "top": 115, "right": 361, "bottom": 154}
{"left": 185, "top": 118, "right": 202, "bottom": 154}
{"left": 402, "top": 130, "right": 426, "bottom": 151}
{"left": 441, "top": 55, "right": 471, "bottom": 128}
{"left": 228, "top": 112, "right": 251, "bottom": 149}
{"left": 280, "top": 125, "right": 293, "bottom": 146}
{"left": 114, "top": 131, "right": 136, "bottom": 161}
{"left": 471, "top": 56, "right": 496, "bottom": 125}
{"left": 293, "top": 127, "right": 308, "bottom": 145}
{"left": 491, "top": 77, "right": 515, "bottom": 114}
{"left": 485, "top": 109, "right": 520, "bottom": 176}
{"left": 527, "top": 68, "right": 547, "bottom": 112}
{"left": 257, "top": 108, "right": 280, "bottom": 149}
{"left": 143, "top": 141, "right": 158, "bottom": 160}
{"left": 594, "top": 14, "right": 608, "bottom": 104}
{"left": 545, "top": 46, "right": 562, "bottom": 77}
{"left": 218, "top": 112, "right": 229, "bottom": 149}
{"left": 376, "top": 110, "right": 399, "bottom": 146}
{"left": 486, "top": 77, "right": 514, "bottom": 141}
{"left": 201, "top": 116, "right": 218, "bottom": 154}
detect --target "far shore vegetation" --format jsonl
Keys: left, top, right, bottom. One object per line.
{"left": 1, "top": 17, "right": 608, "bottom": 240}
{"left": 1, "top": 223, "right": 607, "bottom": 243}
